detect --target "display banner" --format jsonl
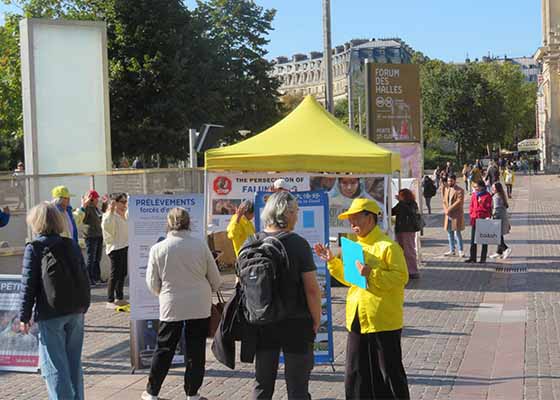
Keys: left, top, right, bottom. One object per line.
{"left": 128, "top": 194, "right": 204, "bottom": 369}
{"left": 0, "top": 275, "right": 39, "bottom": 372}
{"left": 368, "top": 63, "right": 421, "bottom": 143}
{"left": 254, "top": 191, "right": 334, "bottom": 364}
{"left": 207, "top": 172, "right": 387, "bottom": 241}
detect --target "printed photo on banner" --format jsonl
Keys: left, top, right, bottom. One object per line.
{"left": 0, "top": 275, "right": 39, "bottom": 372}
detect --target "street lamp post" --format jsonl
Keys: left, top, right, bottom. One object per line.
{"left": 322, "top": 0, "right": 334, "bottom": 113}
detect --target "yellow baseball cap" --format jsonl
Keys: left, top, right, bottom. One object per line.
{"left": 338, "top": 198, "right": 381, "bottom": 220}
{"left": 51, "top": 185, "right": 73, "bottom": 199}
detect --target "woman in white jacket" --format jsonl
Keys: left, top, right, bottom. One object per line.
{"left": 142, "top": 207, "right": 221, "bottom": 400}
{"left": 101, "top": 192, "right": 129, "bottom": 308}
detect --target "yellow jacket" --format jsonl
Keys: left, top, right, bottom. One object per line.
{"left": 503, "top": 170, "right": 515, "bottom": 186}
{"left": 328, "top": 226, "right": 408, "bottom": 334}
{"left": 226, "top": 215, "right": 255, "bottom": 256}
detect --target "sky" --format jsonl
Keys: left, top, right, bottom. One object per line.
{"left": 1, "top": 0, "right": 542, "bottom": 62}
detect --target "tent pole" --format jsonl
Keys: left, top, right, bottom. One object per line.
{"left": 365, "top": 58, "right": 373, "bottom": 141}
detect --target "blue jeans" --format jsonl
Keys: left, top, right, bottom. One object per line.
{"left": 38, "top": 313, "right": 85, "bottom": 400}
{"left": 447, "top": 222, "right": 463, "bottom": 252}
{"left": 85, "top": 237, "right": 103, "bottom": 282}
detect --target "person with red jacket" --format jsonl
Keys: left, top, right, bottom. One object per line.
{"left": 465, "top": 180, "right": 493, "bottom": 263}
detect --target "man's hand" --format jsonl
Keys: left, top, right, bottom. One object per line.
{"left": 81, "top": 194, "right": 91, "bottom": 208}
{"left": 2, "top": 206, "right": 9, "bottom": 215}
{"left": 313, "top": 243, "right": 334, "bottom": 262}
{"left": 355, "top": 261, "right": 371, "bottom": 277}
{"left": 109, "top": 200, "right": 117, "bottom": 213}
{"left": 20, "top": 321, "right": 31, "bottom": 334}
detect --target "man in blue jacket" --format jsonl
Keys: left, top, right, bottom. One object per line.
{"left": 0, "top": 206, "right": 10, "bottom": 227}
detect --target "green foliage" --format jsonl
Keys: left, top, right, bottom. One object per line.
{"left": 424, "top": 147, "right": 454, "bottom": 170}
{"left": 0, "top": 0, "right": 282, "bottom": 165}
{"left": 333, "top": 98, "right": 349, "bottom": 127}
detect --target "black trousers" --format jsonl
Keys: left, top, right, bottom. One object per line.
{"left": 497, "top": 235, "right": 508, "bottom": 254}
{"left": 506, "top": 184, "right": 513, "bottom": 198}
{"left": 469, "top": 222, "right": 488, "bottom": 262}
{"left": 424, "top": 196, "right": 431, "bottom": 214}
{"left": 107, "top": 247, "right": 128, "bottom": 302}
{"left": 85, "top": 237, "right": 103, "bottom": 282}
{"left": 345, "top": 328, "right": 410, "bottom": 400}
{"left": 147, "top": 318, "right": 209, "bottom": 396}
{"left": 253, "top": 343, "right": 314, "bottom": 399}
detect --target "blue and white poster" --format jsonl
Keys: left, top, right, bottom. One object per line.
{"left": 128, "top": 194, "right": 205, "bottom": 369}
{"left": 254, "top": 190, "right": 334, "bottom": 364}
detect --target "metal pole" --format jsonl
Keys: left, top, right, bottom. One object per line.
{"left": 364, "top": 58, "right": 373, "bottom": 141}
{"left": 358, "top": 95, "right": 363, "bottom": 135}
{"left": 347, "top": 71, "right": 353, "bottom": 129}
{"left": 322, "top": 0, "right": 334, "bottom": 113}
{"left": 189, "top": 128, "right": 198, "bottom": 169}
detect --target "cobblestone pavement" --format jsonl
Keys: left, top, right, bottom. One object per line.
{"left": 2, "top": 174, "right": 559, "bottom": 399}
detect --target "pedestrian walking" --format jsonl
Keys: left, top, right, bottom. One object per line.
{"left": 12, "top": 161, "right": 25, "bottom": 209}
{"left": 503, "top": 166, "right": 515, "bottom": 199}
{"left": 19, "top": 202, "right": 89, "bottom": 399}
{"left": 392, "top": 189, "right": 422, "bottom": 279}
{"left": 226, "top": 200, "right": 255, "bottom": 256}
{"left": 101, "top": 192, "right": 129, "bottom": 309}
{"left": 465, "top": 180, "right": 493, "bottom": 264}
{"left": 485, "top": 161, "right": 500, "bottom": 191}
{"left": 532, "top": 158, "right": 540, "bottom": 175}
{"left": 432, "top": 166, "right": 441, "bottom": 190}
{"left": 75, "top": 190, "right": 104, "bottom": 285}
{"left": 51, "top": 185, "right": 79, "bottom": 243}
{"left": 444, "top": 160, "right": 454, "bottom": 175}
{"left": 489, "top": 183, "right": 512, "bottom": 260}
{"left": 142, "top": 208, "right": 222, "bottom": 400}
{"left": 462, "top": 164, "right": 471, "bottom": 191}
{"left": 469, "top": 164, "right": 482, "bottom": 189}
{"left": 443, "top": 175, "right": 466, "bottom": 258}
{"left": 421, "top": 176, "right": 436, "bottom": 214}
{"left": 239, "top": 191, "right": 321, "bottom": 400}
{"left": 314, "top": 198, "right": 410, "bottom": 400}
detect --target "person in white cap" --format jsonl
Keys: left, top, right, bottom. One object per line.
{"left": 272, "top": 178, "right": 291, "bottom": 192}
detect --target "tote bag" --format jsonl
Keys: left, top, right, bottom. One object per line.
{"left": 474, "top": 219, "right": 501, "bottom": 244}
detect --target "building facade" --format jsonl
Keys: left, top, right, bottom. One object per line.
{"left": 271, "top": 38, "right": 414, "bottom": 103}
{"left": 535, "top": 0, "right": 560, "bottom": 171}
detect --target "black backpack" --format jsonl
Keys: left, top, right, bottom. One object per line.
{"left": 423, "top": 179, "right": 436, "bottom": 198}
{"left": 38, "top": 238, "right": 91, "bottom": 314}
{"left": 236, "top": 232, "right": 291, "bottom": 325}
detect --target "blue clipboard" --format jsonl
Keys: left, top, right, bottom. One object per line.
{"left": 340, "top": 237, "right": 367, "bottom": 289}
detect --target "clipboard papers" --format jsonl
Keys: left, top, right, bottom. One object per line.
{"left": 340, "top": 237, "right": 367, "bottom": 289}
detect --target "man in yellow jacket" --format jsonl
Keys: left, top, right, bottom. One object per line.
{"left": 227, "top": 200, "right": 255, "bottom": 256}
{"left": 314, "top": 198, "right": 410, "bottom": 400}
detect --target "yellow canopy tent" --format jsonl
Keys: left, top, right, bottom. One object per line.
{"left": 205, "top": 96, "right": 400, "bottom": 174}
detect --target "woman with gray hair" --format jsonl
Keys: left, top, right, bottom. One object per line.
{"left": 248, "top": 191, "right": 322, "bottom": 400}
{"left": 19, "top": 202, "right": 89, "bottom": 399}
{"left": 142, "top": 207, "right": 221, "bottom": 400}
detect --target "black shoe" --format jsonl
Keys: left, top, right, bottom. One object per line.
{"left": 409, "top": 273, "right": 420, "bottom": 280}
{"left": 479, "top": 259, "right": 486, "bottom": 264}
{"left": 464, "top": 259, "right": 476, "bottom": 263}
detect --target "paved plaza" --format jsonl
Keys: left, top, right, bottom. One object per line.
{"left": 2, "top": 174, "right": 560, "bottom": 399}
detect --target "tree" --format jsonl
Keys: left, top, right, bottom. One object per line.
{"left": 194, "top": 0, "right": 281, "bottom": 143}
{"left": 421, "top": 61, "right": 508, "bottom": 162}
{"left": 334, "top": 98, "right": 349, "bottom": 126}
{"left": 279, "top": 93, "right": 304, "bottom": 117}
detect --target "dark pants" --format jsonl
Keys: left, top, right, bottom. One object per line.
{"left": 147, "top": 318, "right": 209, "bottom": 396}
{"left": 85, "top": 237, "right": 103, "bottom": 282}
{"left": 469, "top": 222, "right": 488, "bottom": 262}
{"left": 506, "top": 184, "right": 513, "bottom": 198}
{"left": 253, "top": 343, "right": 314, "bottom": 399}
{"left": 345, "top": 328, "right": 410, "bottom": 400}
{"left": 497, "top": 236, "right": 508, "bottom": 254}
{"left": 424, "top": 196, "right": 431, "bottom": 214}
{"left": 464, "top": 180, "right": 469, "bottom": 191}
{"left": 107, "top": 247, "right": 128, "bottom": 302}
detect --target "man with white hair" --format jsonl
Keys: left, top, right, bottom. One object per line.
{"left": 272, "top": 178, "right": 291, "bottom": 192}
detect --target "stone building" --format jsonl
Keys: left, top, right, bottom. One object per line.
{"left": 271, "top": 38, "right": 415, "bottom": 103}
{"left": 535, "top": 0, "right": 560, "bottom": 171}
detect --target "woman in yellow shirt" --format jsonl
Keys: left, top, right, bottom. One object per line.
{"left": 226, "top": 200, "right": 255, "bottom": 256}
{"left": 314, "top": 198, "right": 410, "bottom": 400}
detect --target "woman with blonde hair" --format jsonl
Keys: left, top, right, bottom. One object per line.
{"left": 142, "top": 208, "right": 221, "bottom": 400}
{"left": 19, "top": 202, "right": 89, "bottom": 399}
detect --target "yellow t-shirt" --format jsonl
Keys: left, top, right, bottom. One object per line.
{"left": 226, "top": 215, "right": 255, "bottom": 256}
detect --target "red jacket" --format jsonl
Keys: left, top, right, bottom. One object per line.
{"left": 469, "top": 191, "right": 492, "bottom": 225}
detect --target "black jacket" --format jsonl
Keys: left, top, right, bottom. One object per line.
{"left": 392, "top": 200, "right": 421, "bottom": 233}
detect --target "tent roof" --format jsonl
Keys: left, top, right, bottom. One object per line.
{"left": 205, "top": 96, "right": 400, "bottom": 174}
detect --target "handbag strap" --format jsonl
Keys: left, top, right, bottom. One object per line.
{"left": 216, "top": 290, "right": 226, "bottom": 303}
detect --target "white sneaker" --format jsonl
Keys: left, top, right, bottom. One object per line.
{"left": 489, "top": 253, "right": 502, "bottom": 259}
{"left": 444, "top": 251, "right": 455, "bottom": 257}
{"left": 141, "top": 391, "right": 158, "bottom": 400}
{"left": 114, "top": 299, "right": 129, "bottom": 306}
{"left": 106, "top": 302, "right": 117, "bottom": 309}
{"left": 458, "top": 251, "right": 465, "bottom": 258}
{"left": 502, "top": 248, "right": 512, "bottom": 259}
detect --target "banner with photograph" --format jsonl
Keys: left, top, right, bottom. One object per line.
{"left": 254, "top": 190, "right": 334, "bottom": 364}
{"left": 0, "top": 275, "right": 39, "bottom": 372}
{"left": 128, "top": 194, "right": 205, "bottom": 369}
{"left": 207, "top": 172, "right": 387, "bottom": 242}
